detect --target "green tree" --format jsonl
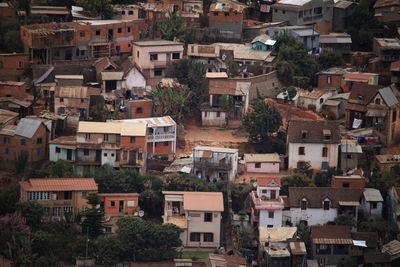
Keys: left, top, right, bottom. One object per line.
{"left": 282, "top": 86, "right": 297, "bottom": 101}
{"left": 296, "top": 223, "right": 311, "bottom": 247}
{"left": 314, "top": 167, "right": 341, "bottom": 187}
{"left": 334, "top": 213, "right": 356, "bottom": 227}
{"left": 81, "top": 193, "right": 105, "bottom": 239}
{"left": 337, "top": 256, "right": 353, "bottom": 267}
{"left": 0, "top": 184, "right": 20, "bottom": 216}
{"left": 281, "top": 174, "right": 313, "bottom": 195}
{"left": 243, "top": 100, "right": 282, "bottom": 151}
{"left": 90, "top": 235, "right": 123, "bottom": 265}
{"left": 16, "top": 201, "right": 45, "bottom": 231}
{"left": 76, "top": 0, "right": 114, "bottom": 19}
{"left": 318, "top": 51, "right": 344, "bottom": 69}
{"left": 227, "top": 60, "right": 240, "bottom": 77}
{"left": 276, "top": 60, "right": 295, "bottom": 86}
{"left": 273, "top": 31, "right": 297, "bottom": 52}
{"left": 160, "top": 12, "right": 186, "bottom": 41}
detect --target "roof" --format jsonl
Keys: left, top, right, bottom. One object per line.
{"left": 0, "top": 109, "right": 18, "bottom": 124}
{"left": 77, "top": 121, "right": 147, "bottom": 136}
{"left": 374, "top": 38, "right": 400, "bottom": 50}
{"left": 93, "top": 57, "right": 118, "bottom": 74}
{"left": 101, "top": 71, "right": 124, "bottom": 80}
{"left": 288, "top": 187, "right": 362, "bottom": 208}
{"left": 333, "top": 175, "right": 364, "bottom": 180}
{"left": 376, "top": 154, "right": 400, "bottom": 164}
{"left": 0, "top": 124, "right": 17, "bottom": 136}
{"left": 289, "top": 242, "right": 307, "bottom": 255}
{"left": 209, "top": 0, "right": 247, "bottom": 13}
{"left": 113, "top": 116, "right": 176, "bottom": 127}
{"left": 363, "top": 188, "right": 384, "bottom": 202}
{"left": 298, "top": 88, "right": 331, "bottom": 99}
{"left": 55, "top": 75, "right": 84, "bottom": 80}
{"left": 379, "top": 87, "right": 399, "bottom": 107}
{"left": 132, "top": 40, "right": 184, "bottom": 46}
{"left": 251, "top": 34, "right": 276, "bottom": 46}
{"left": 287, "top": 120, "right": 341, "bottom": 144}
{"left": 244, "top": 153, "right": 280, "bottom": 163}
{"left": 54, "top": 86, "right": 88, "bottom": 98}
{"left": 344, "top": 72, "right": 377, "bottom": 82}
{"left": 311, "top": 225, "right": 352, "bottom": 244}
{"left": 257, "top": 177, "right": 281, "bottom": 187}
{"left": 334, "top": 0, "right": 356, "bottom": 8}
{"left": 0, "top": 97, "right": 32, "bottom": 108}
{"left": 347, "top": 84, "right": 384, "bottom": 105}
{"left": 206, "top": 254, "right": 247, "bottom": 267}
{"left": 162, "top": 191, "right": 224, "bottom": 211}
{"left": 194, "top": 145, "right": 238, "bottom": 154}
{"left": 374, "top": 0, "right": 400, "bottom": 8}
{"left": 292, "top": 28, "right": 320, "bottom": 37}
{"left": 382, "top": 240, "right": 400, "bottom": 256}
{"left": 20, "top": 178, "right": 98, "bottom": 192}
{"left": 340, "top": 144, "right": 363, "bottom": 153}
{"left": 49, "top": 135, "right": 77, "bottom": 145}
{"left": 0, "top": 81, "right": 26, "bottom": 86}
{"left": 364, "top": 252, "right": 392, "bottom": 264}
{"left": 323, "top": 99, "right": 341, "bottom": 106}
{"left": 352, "top": 232, "right": 378, "bottom": 248}
{"left": 391, "top": 60, "right": 400, "bottom": 72}
{"left": 206, "top": 72, "right": 228, "bottom": 78}
{"left": 259, "top": 227, "right": 297, "bottom": 243}
{"left": 14, "top": 118, "right": 43, "bottom": 139}
{"left": 275, "top": 0, "right": 311, "bottom": 8}
{"left": 320, "top": 33, "right": 352, "bottom": 44}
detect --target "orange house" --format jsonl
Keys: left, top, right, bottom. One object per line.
{"left": 99, "top": 193, "right": 140, "bottom": 216}
{"left": 0, "top": 54, "right": 30, "bottom": 81}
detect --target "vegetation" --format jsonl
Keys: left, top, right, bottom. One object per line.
{"left": 281, "top": 86, "right": 297, "bottom": 101}
{"left": 281, "top": 174, "right": 313, "bottom": 196}
{"left": 16, "top": 201, "right": 45, "bottom": 231}
{"left": 314, "top": 167, "right": 341, "bottom": 187}
{"left": 76, "top": 0, "right": 114, "bottom": 19}
{"left": 318, "top": 51, "right": 344, "bottom": 69}
{"left": 81, "top": 193, "right": 105, "bottom": 239}
{"left": 160, "top": 12, "right": 186, "bottom": 41}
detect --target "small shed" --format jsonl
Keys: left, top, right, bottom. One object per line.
{"left": 244, "top": 153, "right": 281, "bottom": 173}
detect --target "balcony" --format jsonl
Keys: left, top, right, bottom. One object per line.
{"left": 250, "top": 191, "right": 285, "bottom": 210}
{"left": 194, "top": 160, "right": 232, "bottom": 170}
{"left": 148, "top": 133, "right": 175, "bottom": 141}
{"left": 163, "top": 214, "right": 187, "bottom": 228}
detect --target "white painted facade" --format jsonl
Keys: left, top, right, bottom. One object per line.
{"left": 259, "top": 209, "right": 283, "bottom": 228}
{"left": 297, "top": 91, "right": 334, "bottom": 111}
{"left": 124, "top": 66, "right": 146, "bottom": 91}
{"left": 361, "top": 198, "right": 383, "bottom": 218}
{"left": 288, "top": 207, "right": 338, "bottom": 226}
{"left": 201, "top": 110, "right": 227, "bottom": 126}
{"left": 101, "top": 149, "right": 119, "bottom": 168}
{"left": 288, "top": 142, "right": 339, "bottom": 170}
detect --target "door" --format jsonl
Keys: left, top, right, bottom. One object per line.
{"left": 270, "top": 190, "right": 276, "bottom": 200}
{"left": 119, "top": 200, "right": 124, "bottom": 213}
{"left": 65, "top": 50, "right": 72, "bottom": 60}
{"left": 108, "top": 29, "right": 114, "bottom": 40}
{"left": 67, "top": 149, "right": 72, "bottom": 160}
{"left": 129, "top": 150, "right": 136, "bottom": 165}
{"left": 96, "top": 150, "right": 101, "bottom": 162}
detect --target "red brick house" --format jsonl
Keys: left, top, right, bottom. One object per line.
{"left": 0, "top": 53, "right": 29, "bottom": 81}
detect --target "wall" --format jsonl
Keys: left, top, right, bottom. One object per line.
{"left": 317, "top": 74, "right": 343, "bottom": 88}
{"left": 185, "top": 211, "right": 221, "bottom": 248}
{"left": 0, "top": 54, "right": 29, "bottom": 81}
{"left": 201, "top": 110, "right": 227, "bottom": 126}
{"left": 54, "top": 96, "right": 89, "bottom": 116}
{"left": 288, "top": 142, "right": 339, "bottom": 169}
{"left": 332, "top": 178, "right": 365, "bottom": 189}
{"left": 290, "top": 207, "right": 338, "bottom": 226}
{"left": 127, "top": 99, "right": 153, "bottom": 119}
{"left": 76, "top": 148, "right": 98, "bottom": 163}
{"left": 0, "top": 83, "right": 30, "bottom": 99}
{"left": 246, "top": 162, "right": 279, "bottom": 173}
{"left": 339, "top": 152, "right": 359, "bottom": 171}
{"left": 361, "top": 198, "right": 382, "bottom": 218}
{"left": 49, "top": 144, "right": 76, "bottom": 162}
{"left": 100, "top": 195, "right": 139, "bottom": 216}
{"left": 101, "top": 149, "right": 118, "bottom": 167}
{"left": 259, "top": 209, "right": 283, "bottom": 227}
{"left": 125, "top": 67, "right": 146, "bottom": 90}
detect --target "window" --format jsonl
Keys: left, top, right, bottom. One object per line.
{"left": 255, "top": 162, "right": 261, "bottom": 168}
{"left": 123, "top": 151, "right": 127, "bottom": 160}
{"left": 342, "top": 182, "right": 350, "bottom": 188}
{"left": 298, "top": 146, "right": 305, "bottom": 155}
{"left": 127, "top": 27, "right": 131, "bottom": 32}
{"left": 347, "top": 154, "right": 352, "bottom": 159}
{"left": 3, "top": 137, "right": 10, "bottom": 143}
{"left": 105, "top": 227, "right": 112, "bottom": 233}
{"left": 60, "top": 98, "right": 64, "bottom": 102}
{"left": 172, "top": 53, "right": 180, "bottom": 59}
{"left": 136, "top": 107, "right": 143, "bottom": 114}
{"left": 81, "top": 99, "right": 84, "bottom": 103}
{"left": 122, "top": 11, "right": 125, "bottom": 15}
{"left": 333, "top": 244, "right": 348, "bottom": 255}
{"left": 53, "top": 207, "right": 61, "bottom": 216}
{"left": 393, "top": 111, "right": 397, "bottom": 122}
{"left": 104, "top": 134, "right": 109, "bottom": 141}
{"left": 322, "top": 147, "right": 328, "bottom": 157}
{"left": 83, "top": 149, "right": 89, "bottom": 156}
{"left": 268, "top": 211, "right": 274, "bottom": 218}
{"left": 138, "top": 153, "right": 142, "bottom": 160}
{"left": 29, "top": 191, "right": 50, "bottom": 201}
{"left": 64, "top": 206, "right": 73, "bottom": 214}
{"left": 204, "top": 212, "right": 213, "bottom": 222}
{"left": 301, "top": 200, "right": 307, "bottom": 210}
{"left": 216, "top": 111, "right": 221, "bottom": 117}
{"left": 203, "top": 233, "right": 214, "bottom": 242}
{"left": 110, "top": 201, "right": 115, "bottom": 207}
{"left": 137, "top": 51, "right": 139, "bottom": 58}
{"left": 56, "top": 147, "right": 61, "bottom": 153}
{"left": 301, "top": 130, "right": 308, "bottom": 139}
{"left": 20, "top": 139, "right": 26, "bottom": 146}
{"left": 314, "top": 7, "right": 322, "bottom": 14}
{"left": 104, "top": 153, "right": 108, "bottom": 157}
{"left": 282, "top": 10, "right": 286, "bottom": 14}
{"left": 323, "top": 200, "right": 330, "bottom": 210}
{"left": 375, "top": 98, "right": 381, "bottom": 105}
{"left": 85, "top": 133, "right": 91, "bottom": 140}
{"left": 36, "top": 148, "right": 41, "bottom": 155}
{"left": 82, "top": 191, "right": 88, "bottom": 197}
{"left": 370, "top": 202, "right": 377, "bottom": 209}
{"left": 4, "top": 148, "right": 9, "bottom": 155}
{"left": 96, "top": 30, "right": 100, "bottom": 35}
{"left": 150, "top": 54, "right": 158, "bottom": 61}
{"left": 118, "top": 28, "right": 122, "bottom": 33}
{"left": 128, "top": 10, "right": 133, "bottom": 15}
{"left": 154, "top": 68, "right": 162, "bottom": 76}
{"left": 317, "top": 244, "right": 331, "bottom": 255}
{"left": 298, "top": 11, "right": 303, "bottom": 18}
{"left": 80, "top": 31, "right": 85, "bottom": 37}
{"left": 36, "top": 137, "right": 42, "bottom": 144}
{"left": 190, "top": 232, "right": 201, "bottom": 242}
{"left": 224, "top": 12, "right": 229, "bottom": 16}
{"left": 111, "top": 153, "right": 114, "bottom": 157}
{"left": 163, "top": 141, "right": 169, "bottom": 146}
{"left": 17, "top": 61, "right": 23, "bottom": 69}
{"left": 327, "top": 76, "right": 332, "bottom": 84}
{"left": 130, "top": 137, "right": 136, "bottom": 143}
{"left": 0, "top": 61, "right": 2, "bottom": 68}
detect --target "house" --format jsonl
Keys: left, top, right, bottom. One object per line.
{"left": 285, "top": 187, "right": 362, "bottom": 226}
{"left": 373, "top": 38, "right": 400, "bottom": 72}
{"left": 374, "top": 0, "right": 400, "bottom": 26}
{"left": 163, "top": 157, "right": 193, "bottom": 175}
{"left": 113, "top": 116, "right": 177, "bottom": 160}
{"left": 319, "top": 32, "right": 352, "bottom": 54}
{"left": 131, "top": 40, "right": 184, "bottom": 88}
{"left": 296, "top": 88, "right": 335, "bottom": 111}
{"left": 332, "top": 175, "right": 365, "bottom": 189}
{"left": 316, "top": 67, "right": 346, "bottom": 88}
{"left": 375, "top": 154, "right": 400, "bottom": 172}
{"left": 55, "top": 75, "right": 84, "bottom": 86}
{"left": 19, "top": 178, "right": 98, "bottom": 220}
{"left": 351, "top": 232, "right": 379, "bottom": 259}
{"left": 342, "top": 72, "right": 379, "bottom": 91}
{"left": 251, "top": 34, "right": 276, "bottom": 51}
{"left": 0, "top": 2, "right": 14, "bottom": 19}
{"left": 112, "top": 4, "right": 147, "bottom": 21}
{"left": 271, "top": 0, "right": 334, "bottom": 34}
{"left": 193, "top": 146, "right": 238, "bottom": 181}
{"left": 244, "top": 153, "right": 280, "bottom": 173}
{"left": 30, "top": 5, "right": 70, "bottom": 22}
{"left": 54, "top": 86, "right": 90, "bottom": 119}
{"left": 360, "top": 188, "right": 383, "bottom": 218}
{"left": 287, "top": 120, "right": 340, "bottom": 170}
{"left": 202, "top": 77, "right": 250, "bottom": 127}
{"left": 333, "top": 0, "right": 357, "bottom": 32}
{"left": 20, "top": 20, "right": 145, "bottom": 64}
{"left": 162, "top": 191, "right": 224, "bottom": 248}
{"left": 387, "top": 186, "right": 400, "bottom": 229}
{"left": 268, "top": 26, "right": 320, "bottom": 52}
{"left": 0, "top": 53, "right": 29, "bottom": 81}
{"left": 339, "top": 140, "right": 363, "bottom": 171}
{"left": 125, "top": 99, "right": 153, "bottom": 119}
{"left": 0, "top": 97, "right": 32, "bottom": 117}
{"left": 249, "top": 177, "right": 285, "bottom": 227}
{"left": 382, "top": 240, "right": 400, "bottom": 262}
{"left": 49, "top": 136, "right": 76, "bottom": 162}
{"left": 345, "top": 84, "right": 400, "bottom": 145}
{"left": 310, "top": 225, "right": 352, "bottom": 266}
{"left": 187, "top": 44, "right": 226, "bottom": 73}
{"left": 390, "top": 60, "right": 400, "bottom": 86}
{"left": 205, "top": 254, "right": 247, "bottom": 267}
{"left": 0, "top": 118, "right": 49, "bottom": 162}
{"left": 93, "top": 57, "right": 118, "bottom": 82}
{"left": 0, "top": 109, "right": 19, "bottom": 128}
{"left": 118, "top": 57, "right": 148, "bottom": 98}
{"left": 289, "top": 241, "right": 307, "bottom": 267}
{"left": 208, "top": 0, "right": 247, "bottom": 37}
{"left": 322, "top": 92, "right": 350, "bottom": 119}
{"left": 0, "top": 81, "right": 31, "bottom": 100}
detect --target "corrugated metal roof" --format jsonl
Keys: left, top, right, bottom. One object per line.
{"left": 313, "top": 238, "right": 353, "bottom": 244}
{"left": 382, "top": 240, "right": 400, "bottom": 256}
{"left": 55, "top": 86, "right": 88, "bottom": 98}
{"left": 15, "top": 118, "right": 42, "bottom": 139}
{"left": 194, "top": 145, "right": 238, "bottom": 154}
{"left": 289, "top": 242, "right": 307, "bottom": 255}
{"left": 259, "top": 227, "right": 297, "bottom": 243}
{"left": 363, "top": 188, "right": 384, "bottom": 202}
{"left": 78, "top": 121, "right": 147, "bottom": 136}
{"left": 55, "top": 75, "right": 84, "bottom": 79}
{"left": 244, "top": 153, "right": 280, "bottom": 163}
{"left": 101, "top": 71, "right": 124, "bottom": 80}
{"left": 206, "top": 72, "right": 228, "bottom": 78}
{"left": 20, "top": 178, "right": 98, "bottom": 192}
{"left": 114, "top": 116, "right": 176, "bottom": 127}
{"left": 379, "top": 87, "right": 399, "bottom": 107}
{"left": 320, "top": 36, "right": 352, "bottom": 44}
{"left": 292, "top": 28, "right": 319, "bottom": 37}
{"left": 323, "top": 99, "right": 341, "bottom": 106}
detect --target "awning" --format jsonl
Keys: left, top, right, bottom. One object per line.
{"left": 339, "top": 201, "right": 360, "bottom": 206}
{"left": 165, "top": 195, "right": 183, "bottom": 202}
{"left": 366, "top": 109, "right": 387, "bottom": 117}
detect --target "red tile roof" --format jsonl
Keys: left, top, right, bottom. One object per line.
{"left": 20, "top": 178, "right": 98, "bottom": 192}
{"left": 257, "top": 177, "right": 281, "bottom": 187}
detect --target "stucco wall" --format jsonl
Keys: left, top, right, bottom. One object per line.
{"left": 201, "top": 110, "right": 227, "bottom": 126}
{"left": 246, "top": 162, "right": 279, "bottom": 173}
{"left": 259, "top": 209, "right": 283, "bottom": 227}
{"left": 290, "top": 207, "right": 338, "bottom": 226}
{"left": 288, "top": 142, "right": 338, "bottom": 169}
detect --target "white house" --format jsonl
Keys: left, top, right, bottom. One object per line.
{"left": 296, "top": 88, "right": 335, "bottom": 111}
{"left": 287, "top": 120, "right": 340, "bottom": 170}
{"left": 244, "top": 153, "right": 281, "bottom": 173}
{"left": 361, "top": 188, "right": 383, "bottom": 218}
{"left": 192, "top": 146, "right": 238, "bottom": 181}
{"left": 250, "top": 177, "right": 285, "bottom": 228}
{"left": 284, "top": 187, "right": 362, "bottom": 226}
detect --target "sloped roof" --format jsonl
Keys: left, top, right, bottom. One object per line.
{"left": 348, "top": 84, "right": 384, "bottom": 105}
{"left": 379, "top": 87, "right": 399, "bottom": 107}
{"left": 244, "top": 153, "right": 280, "bottom": 163}
{"left": 93, "top": 57, "right": 118, "bottom": 74}
{"left": 20, "top": 178, "right": 98, "bottom": 192}
{"left": 54, "top": 86, "right": 88, "bottom": 98}
{"left": 382, "top": 240, "right": 400, "bottom": 256}
{"left": 335, "top": 0, "right": 356, "bottom": 9}
{"left": 257, "top": 177, "right": 281, "bottom": 187}
{"left": 259, "top": 227, "right": 297, "bottom": 243}
{"left": 15, "top": 118, "right": 43, "bottom": 139}
{"left": 363, "top": 188, "right": 384, "bottom": 202}
{"left": 114, "top": 116, "right": 176, "bottom": 127}
{"left": 0, "top": 109, "right": 18, "bottom": 124}
{"left": 101, "top": 71, "right": 124, "bottom": 81}
{"left": 352, "top": 232, "right": 378, "bottom": 248}
{"left": 77, "top": 121, "right": 147, "bottom": 136}
{"left": 287, "top": 120, "right": 341, "bottom": 144}
{"left": 289, "top": 242, "right": 307, "bottom": 255}
{"left": 162, "top": 191, "right": 224, "bottom": 211}
{"left": 251, "top": 34, "right": 276, "bottom": 45}
{"left": 311, "top": 225, "right": 352, "bottom": 244}
{"left": 374, "top": 0, "right": 400, "bottom": 8}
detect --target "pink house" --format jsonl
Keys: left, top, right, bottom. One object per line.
{"left": 244, "top": 153, "right": 280, "bottom": 173}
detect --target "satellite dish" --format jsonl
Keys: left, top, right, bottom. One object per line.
{"left": 138, "top": 210, "right": 144, "bottom": 217}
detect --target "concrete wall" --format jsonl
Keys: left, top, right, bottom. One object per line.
{"left": 288, "top": 142, "right": 339, "bottom": 169}
{"left": 101, "top": 149, "right": 119, "bottom": 167}
{"left": 290, "top": 207, "right": 338, "bottom": 225}
{"left": 127, "top": 99, "right": 153, "bottom": 119}
{"left": 246, "top": 162, "right": 279, "bottom": 173}
{"left": 125, "top": 67, "right": 146, "bottom": 90}
{"left": 184, "top": 211, "right": 221, "bottom": 248}
{"left": 201, "top": 110, "right": 227, "bottom": 126}
{"left": 259, "top": 209, "right": 283, "bottom": 227}
{"left": 361, "top": 198, "right": 382, "bottom": 218}
{"left": 49, "top": 144, "right": 76, "bottom": 162}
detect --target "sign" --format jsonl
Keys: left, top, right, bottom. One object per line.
{"left": 352, "top": 118, "right": 362, "bottom": 129}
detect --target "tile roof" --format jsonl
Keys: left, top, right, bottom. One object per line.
{"left": 287, "top": 120, "right": 341, "bottom": 144}
{"left": 162, "top": 191, "right": 224, "bottom": 211}
{"left": 257, "top": 177, "right": 281, "bottom": 187}
{"left": 15, "top": 118, "right": 43, "bottom": 139}
{"left": 288, "top": 187, "right": 362, "bottom": 208}
{"left": 347, "top": 84, "right": 384, "bottom": 105}
{"left": 20, "top": 178, "right": 98, "bottom": 191}
{"left": 298, "top": 88, "right": 330, "bottom": 99}
{"left": 244, "top": 153, "right": 280, "bottom": 163}
{"left": 311, "top": 225, "right": 352, "bottom": 244}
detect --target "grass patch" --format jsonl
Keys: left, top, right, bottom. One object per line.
{"left": 181, "top": 251, "right": 212, "bottom": 259}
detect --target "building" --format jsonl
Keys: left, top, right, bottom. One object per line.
{"left": 343, "top": 72, "right": 379, "bottom": 91}
{"left": 162, "top": 191, "right": 224, "bottom": 248}
{"left": 374, "top": 0, "right": 400, "bottom": 26}
{"left": 360, "top": 188, "right": 383, "bottom": 218}
{"left": 311, "top": 225, "right": 352, "bottom": 266}
{"left": 49, "top": 136, "right": 76, "bottom": 162}
{"left": 391, "top": 60, "right": 400, "bottom": 86}
{"left": 333, "top": 0, "right": 357, "bottom": 32}
{"left": 131, "top": 40, "right": 184, "bottom": 88}
{"left": 193, "top": 146, "right": 238, "bottom": 181}
{"left": 271, "top": 0, "right": 334, "bottom": 34}
{"left": 287, "top": 120, "right": 340, "bottom": 170}
{"left": 0, "top": 81, "right": 31, "bottom": 99}
{"left": 0, "top": 109, "right": 19, "bottom": 128}
{"left": 208, "top": 0, "right": 247, "bottom": 37}
{"left": 345, "top": 84, "right": 400, "bottom": 145}
{"left": 290, "top": 241, "right": 307, "bottom": 267}
{"left": 0, "top": 97, "right": 32, "bottom": 117}
{"left": 319, "top": 32, "right": 352, "bottom": 54}
{"left": 387, "top": 186, "right": 400, "bottom": 229}
{"left": 112, "top": 4, "right": 147, "bottom": 21}
{"left": 375, "top": 154, "right": 400, "bottom": 172}
{"left": 55, "top": 75, "right": 84, "bottom": 86}
{"left": 54, "top": 86, "right": 90, "bottom": 118}
{"left": 30, "top": 5, "right": 70, "bottom": 22}
{"left": 244, "top": 153, "right": 280, "bottom": 173}
{"left": 125, "top": 99, "right": 153, "bottom": 119}
{"left": 382, "top": 240, "right": 400, "bottom": 262}
{"left": 322, "top": 93, "right": 350, "bottom": 119}
{"left": 19, "top": 178, "right": 98, "bottom": 220}
{"left": 20, "top": 20, "right": 144, "bottom": 64}
{"left": 296, "top": 88, "right": 335, "bottom": 111}
{"left": 249, "top": 177, "right": 285, "bottom": 227}
{"left": 251, "top": 34, "right": 276, "bottom": 51}
{"left": 0, "top": 53, "right": 29, "bottom": 81}
{"left": 113, "top": 116, "right": 177, "bottom": 160}
{"left": 332, "top": 175, "right": 365, "bottom": 189}
{"left": 268, "top": 25, "right": 320, "bottom": 51}
{"left": 0, "top": 118, "right": 49, "bottom": 162}
{"left": 373, "top": 38, "right": 400, "bottom": 72}
{"left": 339, "top": 140, "right": 363, "bottom": 171}
{"left": 285, "top": 187, "right": 362, "bottom": 226}
{"left": 316, "top": 67, "right": 346, "bottom": 88}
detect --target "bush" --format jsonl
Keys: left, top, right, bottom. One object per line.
{"left": 307, "top": 104, "right": 316, "bottom": 111}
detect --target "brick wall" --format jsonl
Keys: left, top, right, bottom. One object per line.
{"left": 317, "top": 74, "right": 343, "bottom": 88}
{"left": 127, "top": 99, "right": 153, "bottom": 119}
{"left": 0, "top": 54, "right": 29, "bottom": 81}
